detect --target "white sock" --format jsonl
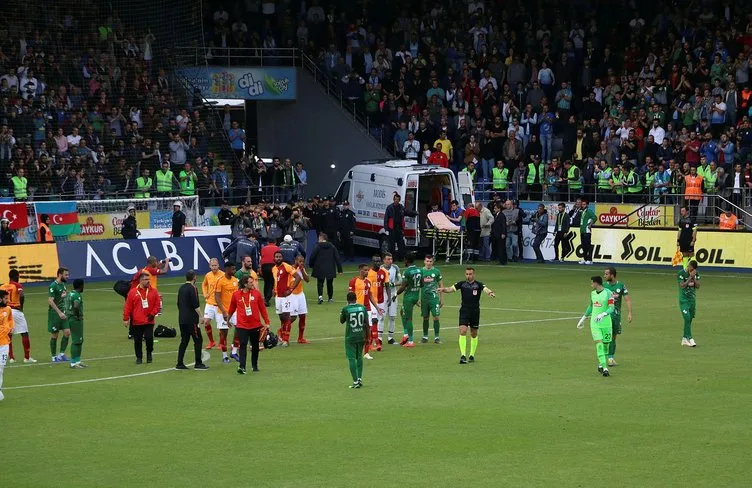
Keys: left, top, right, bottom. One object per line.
{"left": 231, "top": 346, "right": 238, "bottom": 355}
{"left": 388, "top": 317, "right": 396, "bottom": 334}
{"left": 222, "top": 352, "right": 228, "bottom": 359}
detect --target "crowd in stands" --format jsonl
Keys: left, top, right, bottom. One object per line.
{"left": 215, "top": 0, "right": 752, "bottom": 207}
{"left": 0, "top": 4, "right": 288, "bottom": 205}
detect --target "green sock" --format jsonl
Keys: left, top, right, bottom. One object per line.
{"left": 608, "top": 336, "right": 616, "bottom": 358}
{"left": 422, "top": 318, "right": 429, "bottom": 337}
{"left": 348, "top": 358, "right": 358, "bottom": 382}
{"left": 459, "top": 335, "right": 467, "bottom": 356}
{"left": 50, "top": 337, "right": 57, "bottom": 356}
{"left": 401, "top": 313, "right": 409, "bottom": 337}
{"left": 407, "top": 320, "right": 414, "bottom": 341}
{"left": 596, "top": 342, "right": 607, "bottom": 369}
{"left": 71, "top": 342, "right": 82, "bottom": 363}
{"left": 470, "top": 336, "right": 478, "bottom": 357}
{"left": 59, "top": 335, "right": 69, "bottom": 355}
{"left": 683, "top": 315, "right": 692, "bottom": 339}
{"left": 356, "top": 355, "right": 363, "bottom": 379}
{"left": 433, "top": 320, "right": 440, "bottom": 338}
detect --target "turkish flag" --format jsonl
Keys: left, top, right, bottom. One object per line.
{"left": 0, "top": 203, "right": 29, "bottom": 230}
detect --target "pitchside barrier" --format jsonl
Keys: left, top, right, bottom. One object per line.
{"left": 555, "top": 228, "right": 749, "bottom": 268}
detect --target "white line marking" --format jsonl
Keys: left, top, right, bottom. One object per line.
{"left": 8, "top": 350, "right": 179, "bottom": 368}
{"left": 4, "top": 364, "right": 192, "bottom": 390}
{"left": 4, "top": 315, "right": 578, "bottom": 390}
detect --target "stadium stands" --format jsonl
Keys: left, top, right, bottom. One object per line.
{"left": 2, "top": 0, "right": 752, "bottom": 212}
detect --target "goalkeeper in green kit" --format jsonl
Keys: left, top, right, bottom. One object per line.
{"left": 678, "top": 260, "right": 700, "bottom": 347}
{"left": 420, "top": 255, "right": 444, "bottom": 344}
{"left": 66, "top": 279, "right": 86, "bottom": 368}
{"left": 395, "top": 253, "right": 422, "bottom": 348}
{"left": 603, "top": 267, "right": 633, "bottom": 366}
{"left": 340, "top": 292, "right": 368, "bottom": 388}
{"left": 577, "top": 276, "right": 614, "bottom": 377}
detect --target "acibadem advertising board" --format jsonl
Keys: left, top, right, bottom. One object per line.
{"left": 561, "top": 228, "right": 748, "bottom": 268}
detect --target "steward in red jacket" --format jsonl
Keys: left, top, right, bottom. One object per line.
{"left": 123, "top": 272, "right": 161, "bottom": 364}
{"left": 227, "top": 276, "right": 270, "bottom": 373}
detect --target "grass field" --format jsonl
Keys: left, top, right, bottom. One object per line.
{"left": 3, "top": 262, "right": 751, "bottom": 488}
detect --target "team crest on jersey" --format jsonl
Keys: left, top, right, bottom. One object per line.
{"left": 593, "top": 300, "right": 602, "bottom": 307}
{"left": 472, "top": 289, "right": 478, "bottom": 295}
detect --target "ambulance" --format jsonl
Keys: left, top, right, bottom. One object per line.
{"left": 333, "top": 159, "right": 475, "bottom": 250}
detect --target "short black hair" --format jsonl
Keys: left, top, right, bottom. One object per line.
{"left": 591, "top": 276, "right": 603, "bottom": 285}
{"left": 425, "top": 254, "right": 434, "bottom": 260}
{"left": 73, "top": 278, "right": 84, "bottom": 291}
{"left": 404, "top": 252, "right": 415, "bottom": 265}
{"left": 225, "top": 261, "right": 236, "bottom": 269}
{"left": 687, "top": 260, "right": 698, "bottom": 270}
{"left": 466, "top": 267, "right": 475, "bottom": 271}
{"left": 347, "top": 291, "right": 357, "bottom": 303}
{"left": 57, "top": 267, "right": 68, "bottom": 276}
{"left": 185, "top": 270, "right": 196, "bottom": 282}
{"left": 358, "top": 263, "right": 369, "bottom": 270}
{"left": 606, "top": 266, "right": 617, "bottom": 277}
{"left": 8, "top": 269, "right": 19, "bottom": 281}
{"left": 0, "top": 290, "right": 7, "bottom": 300}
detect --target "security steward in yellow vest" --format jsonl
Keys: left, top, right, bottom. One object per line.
{"left": 135, "top": 168, "right": 153, "bottom": 199}
{"left": 11, "top": 168, "right": 28, "bottom": 201}
{"left": 155, "top": 161, "right": 175, "bottom": 197}
{"left": 491, "top": 160, "right": 509, "bottom": 198}
{"left": 526, "top": 156, "right": 545, "bottom": 200}
{"left": 624, "top": 163, "right": 644, "bottom": 203}
{"left": 179, "top": 162, "right": 197, "bottom": 197}
{"left": 564, "top": 160, "right": 582, "bottom": 198}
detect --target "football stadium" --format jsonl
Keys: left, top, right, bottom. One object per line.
{"left": 2, "top": 0, "right": 751, "bottom": 486}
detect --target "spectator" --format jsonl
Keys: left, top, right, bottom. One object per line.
{"left": 0, "top": 219, "right": 15, "bottom": 244}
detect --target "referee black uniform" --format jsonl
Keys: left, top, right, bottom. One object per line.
{"left": 445, "top": 269, "right": 494, "bottom": 364}
{"left": 176, "top": 271, "right": 208, "bottom": 370}
{"left": 454, "top": 279, "right": 486, "bottom": 329}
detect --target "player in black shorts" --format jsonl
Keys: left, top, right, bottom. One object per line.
{"left": 438, "top": 267, "right": 495, "bottom": 364}
{"left": 676, "top": 206, "right": 697, "bottom": 269}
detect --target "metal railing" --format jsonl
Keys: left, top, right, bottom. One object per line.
{"left": 171, "top": 46, "right": 300, "bottom": 68}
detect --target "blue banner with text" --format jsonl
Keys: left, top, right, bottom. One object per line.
{"left": 56, "top": 236, "right": 233, "bottom": 281}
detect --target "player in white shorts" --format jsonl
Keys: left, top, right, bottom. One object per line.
{"left": 382, "top": 253, "right": 401, "bottom": 344}
{"left": 201, "top": 258, "right": 222, "bottom": 349}
{"left": 289, "top": 255, "right": 311, "bottom": 343}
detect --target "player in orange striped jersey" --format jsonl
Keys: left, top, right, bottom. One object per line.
{"left": 366, "top": 256, "right": 389, "bottom": 354}
{"left": 200, "top": 258, "right": 222, "bottom": 349}
{"left": 348, "top": 263, "right": 383, "bottom": 360}
{"left": 0, "top": 269, "right": 36, "bottom": 363}
{"left": 273, "top": 251, "right": 301, "bottom": 346}
{"left": 213, "top": 262, "right": 239, "bottom": 363}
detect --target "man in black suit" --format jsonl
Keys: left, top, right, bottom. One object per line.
{"left": 176, "top": 270, "right": 209, "bottom": 370}
{"left": 553, "top": 202, "right": 572, "bottom": 262}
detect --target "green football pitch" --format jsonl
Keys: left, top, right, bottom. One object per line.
{"left": 3, "top": 263, "right": 751, "bottom": 488}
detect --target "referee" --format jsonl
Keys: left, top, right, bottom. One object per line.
{"left": 176, "top": 270, "right": 209, "bottom": 370}
{"left": 677, "top": 205, "right": 697, "bottom": 270}
{"left": 439, "top": 267, "right": 495, "bottom": 364}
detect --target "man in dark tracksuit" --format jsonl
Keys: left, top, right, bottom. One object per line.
{"left": 339, "top": 200, "right": 357, "bottom": 261}
{"left": 176, "top": 270, "right": 208, "bottom": 370}
{"left": 383, "top": 193, "right": 416, "bottom": 260}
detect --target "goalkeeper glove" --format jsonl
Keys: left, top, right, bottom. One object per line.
{"left": 576, "top": 315, "right": 587, "bottom": 329}
{"left": 595, "top": 312, "right": 607, "bottom": 323}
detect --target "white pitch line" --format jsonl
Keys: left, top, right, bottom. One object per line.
{"left": 4, "top": 315, "right": 578, "bottom": 390}
{"left": 4, "top": 365, "right": 192, "bottom": 390}
{"left": 8, "top": 349, "right": 179, "bottom": 368}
